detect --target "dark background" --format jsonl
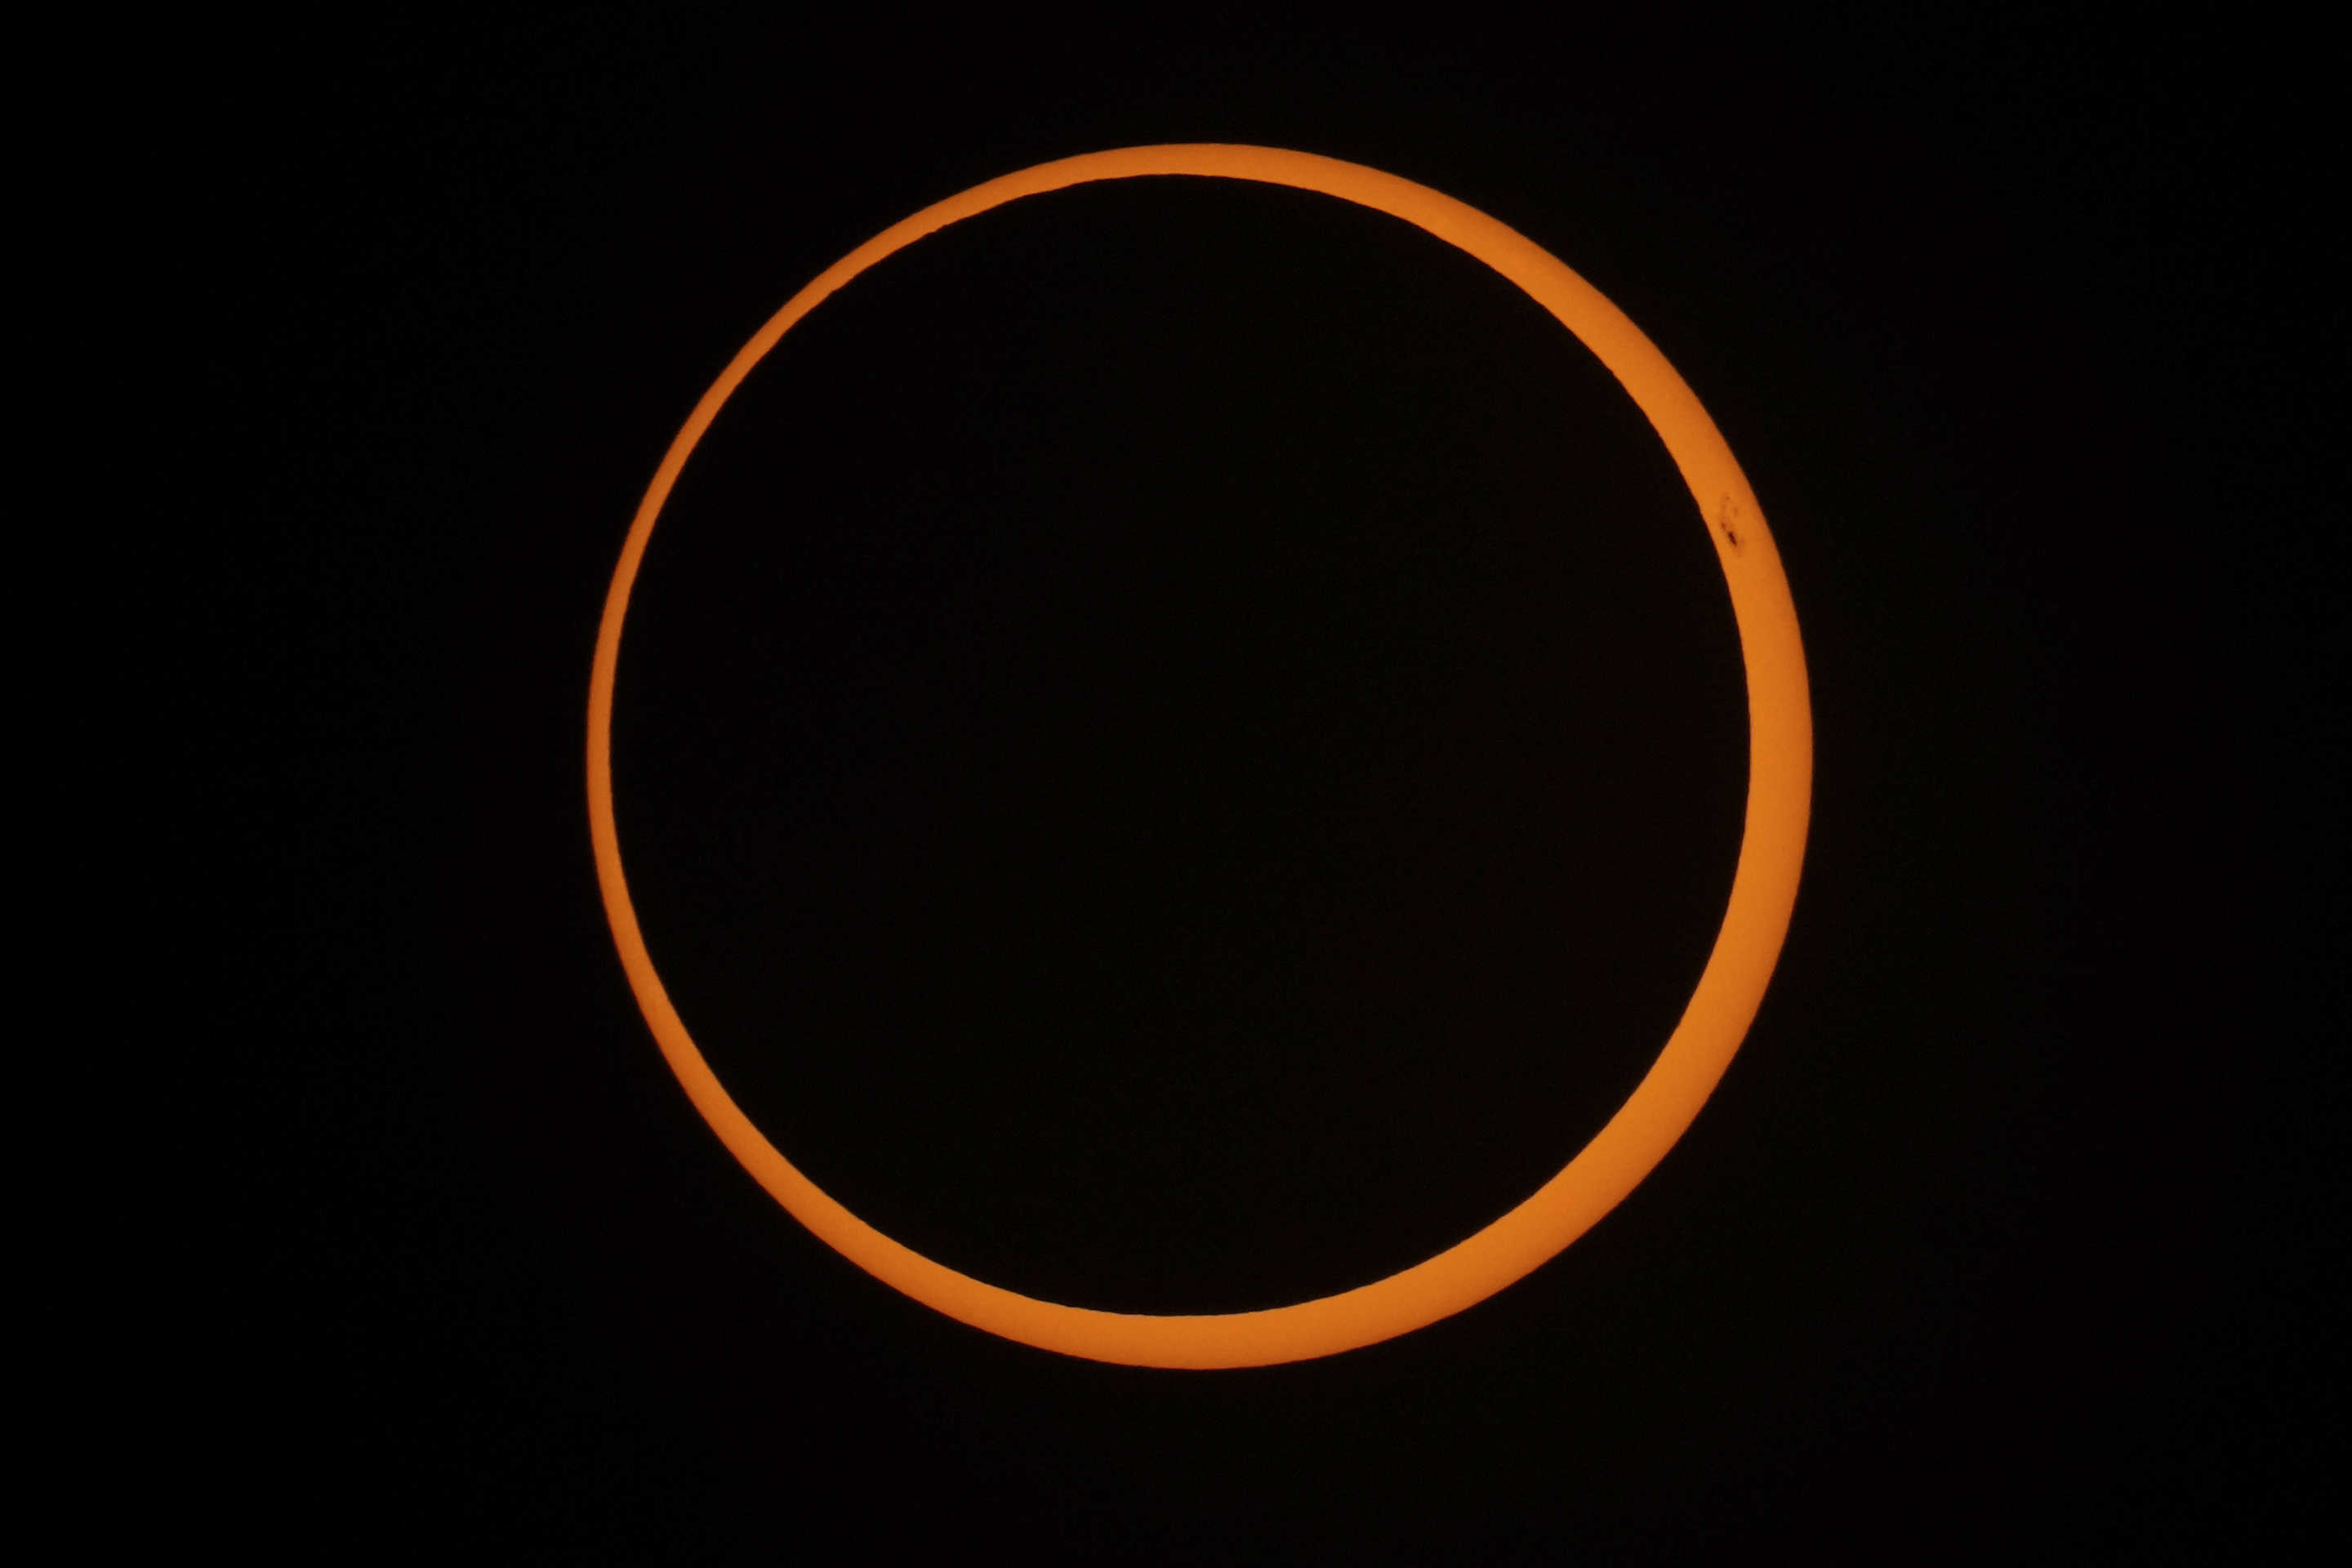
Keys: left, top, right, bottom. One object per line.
{"left": 167, "top": 10, "right": 2337, "bottom": 1561}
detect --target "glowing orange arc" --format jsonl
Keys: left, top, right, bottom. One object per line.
{"left": 588, "top": 145, "right": 1811, "bottom": 1370}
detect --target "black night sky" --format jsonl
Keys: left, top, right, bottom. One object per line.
{"left": 172, "top": 12, "right": 2338, "bottom": 1561}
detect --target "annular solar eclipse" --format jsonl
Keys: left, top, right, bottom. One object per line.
{"left": 589, "top": 145, "right": 1811, "bottom": 1369}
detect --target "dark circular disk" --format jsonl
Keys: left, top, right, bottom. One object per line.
{"left": 609, "top": 175, "right": 1747, "bottom": 1315}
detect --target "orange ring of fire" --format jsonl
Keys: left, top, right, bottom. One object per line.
{"left": 589, "top": 145, "right": 1811, "bottom": 1369}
